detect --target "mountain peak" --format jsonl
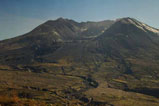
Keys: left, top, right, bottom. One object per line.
{"left": 116, "top": 17, "right": 137, "bottom": 24}
{"left": 56, "top": 17, "right": 67, "bottom": 21}
{"left": 115, "top": 17, "right": 159, "bottom": 34}
{"left": 44, "top": 17, "right": 70, "bottom": 24}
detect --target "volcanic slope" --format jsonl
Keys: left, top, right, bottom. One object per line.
{"left": 1, "top": 17, "right": 159, "bottom": 105}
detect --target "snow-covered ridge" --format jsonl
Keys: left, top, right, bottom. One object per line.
{"left": 118, "top": 18, "right": 159, "bottom": 34}
{"left": 141, "top": 23, "right": 159, "bottom": 34}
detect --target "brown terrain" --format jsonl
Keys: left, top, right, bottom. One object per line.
{"left": 0, "top": 17, "right": 159, "bottom": 106}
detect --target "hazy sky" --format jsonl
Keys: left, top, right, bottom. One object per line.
{"left": 0, "top": 0, "right": 159, "bottom": 40}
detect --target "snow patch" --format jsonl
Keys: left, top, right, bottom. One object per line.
{"left": 127, "top": 19, "right": 159, "bottom": 34}
{"left": 141, "top": 23, "right": 159, "bottom": 34}
{"left": 81, "top": 28, "right": 88, "bottom": 32}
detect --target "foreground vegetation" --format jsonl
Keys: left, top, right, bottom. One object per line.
{"left": 0, "top": 94, "right": 46, "bottom": 106}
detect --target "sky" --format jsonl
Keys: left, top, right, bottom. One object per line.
{"left": 0, "top": 0, "right": 159, "bottom": 40}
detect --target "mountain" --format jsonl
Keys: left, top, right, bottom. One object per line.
{"left": 0, "top": 18, "right": 114, "bottom": 64}
{"left": 97, "top": 17, "right": 159, "bottom": 57}
{"left": 93, "top": 17, "right": 159, "bottom": 97}
{"left": 1, "top": 17, "right": 159, "bottom": 106}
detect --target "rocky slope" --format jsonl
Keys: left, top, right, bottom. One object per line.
{"left": 0, "top": 17, "right": 159, "bottom": 106}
